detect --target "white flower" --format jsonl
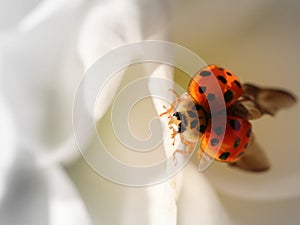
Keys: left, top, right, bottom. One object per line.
{"left": 0, "top": 0, "right": 299, "bottom": 225}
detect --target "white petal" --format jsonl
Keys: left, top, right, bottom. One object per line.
{"left": 0, "top": 96, "right": 17, "bottom": 203}
{"left": 77, "top": 0, "right": 172, "bottom": 120}
{"left": 0, "top": 150, "right": 49, "bottom": 225}
{"left": 0, "top": 0, "right": 86, "bottom": 165}
{"left": 177, "top": 164, "right": 235, "bottom": 225}
{"left": 0, "top": 150, "right": 91, "bottom": 225}
{"left": 78, "top": 0, "right": 142, "bottom": 70}
{"left": 19, "top": 0, "right": 85, "bottom": 32}
{"left": 0, "top": 0, "right": 40, "bottom": 30}
{"left": 147, "top": 177, "right": 181, "bottom": 225}
{"left": 77, "top": 0, "right": 143, "bottom": 121}
{"left": 0, "top": 1, "right": 92, "bottom": 224}
{"left": 47, "top": 166, "right": 92, "bottom": 225}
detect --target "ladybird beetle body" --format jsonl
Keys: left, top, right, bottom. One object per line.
{"left": 161, "top": 64, "right": 252, "bottom": 163}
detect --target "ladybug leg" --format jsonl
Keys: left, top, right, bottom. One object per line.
{"left": 159, "top": 89, "right": 182, "bottom": 117}
{"left": 173, "top": 143, "right": 195, "bottom": 155}
{"left": 173, "top": 149, "right": 189, "bottom": 156}
{"left": 159, "top": 104, "right": 175, "bottom": 117}
{"left": 172, "top": 143, "right": 195, "bottom": 161}
{"left": 168, "top": 89, "right": 181, "bottom": 99}
{"left": 172, "top": 134, "right": 195, "bottom": 159}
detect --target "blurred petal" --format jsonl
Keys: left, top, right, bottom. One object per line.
{"left": 177, "top": 164, "right": 235, "bottom": 225}
{"left": 78, "top": 0, "right": 171, "bottom": 120}
{"left": 0, "top": 96, "right": 17, "bottom": 203}
{"left": 0, "top": 150, "right": 91, "bottom": 225}
{"left": 0, "top": 0, "right": 40, "bottom": 30}
{"left": 19, "top": 0, "right": 85, "bottom": 32}
{"left": 78, "top": 0, "right": 141, "bottom": 69}
{"left": 78, "top": 0, "right": 170, "bottom": 69}
{"left": 47, "top": 166, "right": 91, "bottom": 225}
{"left": 0, "top": 0, "right": 85, "bottom": 162}
{"left": 78, "top": 0, "right": 139, "bottom": 121}
{"left": 0, "top": 150, "right": 49, "bottom": 225}
{"left": 171, "top": 0, "right": 273, "bottom": 50}
{"left": 0, "top": 1, "right": 92, "bottom": 225}
{"left": 220, "top": 193, "right": 300, "bottom": 225}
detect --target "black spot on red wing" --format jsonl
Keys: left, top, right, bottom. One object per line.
{"left": 198, "top": 86, "right": 207, "bottom": 93}
{"left": 224, "top": 90, "right": 234, "bottom": 102}
{"left": 226, "top": 71, "right": 232, "bottom": 76}
{"left": 187, "top": 110, "right": 197, "bottom": 118}
{"left": 190, "top": 119, "right": 198, "bottom": 129}
{"left": 210, "top": 138, "right": 219, "bottom": 146}
{"left": 207, "top": 93, "right": 216, "bottom": 101}
{"left": 198, "top": 125, "right": 207, "bottom": 133}
{"left": 229, "top": 119, "right": 241, "bottom": 131}
{"left": 233, "top": 137, "right": 241, "bottom": 148}
{"left": 217, "top": 75, "right": 227, "bottom": 84}
{"left": 195, "top": 104, "right": 202, "bottom": 110}
{"left": 195, "top": 104, "right": 207, "bottom": 114}
{"left": 200, "top": 70, "right": 212, "bottom": 77}
{"left": 246, "top": 127, "right": 252, "bottom": 138}
{"left": 234, "top": 80, "right": 242, "bottom": 88}
{"left": 214, "top": 126, "right": 224, "bottom": 135}
{"left": 244, "top": 143, "right": 248, "bottom": 149}
{"left": 219, "top": 152, "right": 230, "bottom": 160}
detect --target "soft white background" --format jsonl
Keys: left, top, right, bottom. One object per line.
{"left": 0, "top": 0, "right": 300, "bottom": 225}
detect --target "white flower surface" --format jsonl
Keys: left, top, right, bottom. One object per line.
{"left": 0, "top": 0, "right": 300, "bottom": 225}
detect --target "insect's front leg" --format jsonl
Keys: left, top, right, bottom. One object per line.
{"left": 159, "top": 89, "right": 182, "bottom": 117}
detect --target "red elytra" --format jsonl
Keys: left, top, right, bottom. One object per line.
{"left": 200, "top": 115, "right": 252, "bottom": 162}
{"left": 188, "top": 64, "right": 243, "bottom": 112}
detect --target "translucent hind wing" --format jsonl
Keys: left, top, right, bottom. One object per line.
{"left": 230, "top": 83, "right": 297, "bottom": 120}
{"left": 243, "top": 83, "right": 297, "bottom": 117}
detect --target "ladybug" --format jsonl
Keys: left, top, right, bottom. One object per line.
{"left": 160, "top": 64, "right": 297, "bottom": 172}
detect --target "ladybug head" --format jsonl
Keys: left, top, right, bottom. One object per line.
{"left": 172, "top": 112, "right": 187, "bottom": 133}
